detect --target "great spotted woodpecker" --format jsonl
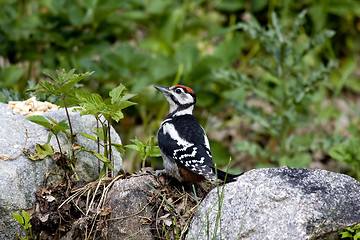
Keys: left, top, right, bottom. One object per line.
{"left": 154, "top": 85, "right": 241, "bottom": 183}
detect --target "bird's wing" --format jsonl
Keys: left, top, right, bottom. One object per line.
{"left": 158, "top": 121, "right": 215, "bottom": 179}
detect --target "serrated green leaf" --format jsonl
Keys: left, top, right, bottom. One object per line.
{"left": 39, "top": 81, "right": 59, "bottom": 95}
{"left": 104, "top": 109, "right": 124, "bottom": 122}
{"left": 27, "top": 115, "right": 52, "bottom": 129}
{"left": 76, "top": 91, "right": 105, "bottom": 115}
{"left": 109, "top": 84, "right": 126, "bottom": 104}
{"left": 59, "top": 69, "right": 76, "bottom": 84}
{"left": 58, "top": 70, "right": 93, "bottom": 94}
{"left": 42, "top": 69, "right": 58, "bottom": 82}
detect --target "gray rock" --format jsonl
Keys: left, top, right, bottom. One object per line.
{"left": 0, "top": 102, "right": 122, "bottom": 239}
{"left": 105, "top": 175, "right": 160, "bottom": 240}
{"left": 187, "top": 167, "right": 360, "bottom": 240}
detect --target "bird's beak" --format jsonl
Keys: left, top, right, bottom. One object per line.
{"left": 154, "top": 85, "right": 170, "bottom": 95}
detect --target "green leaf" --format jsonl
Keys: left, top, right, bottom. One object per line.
{"left": 117, "top": 100, "right": 137, "bottom": 110}
{"left": 93, "top": 130, "right": 105, "bottom": 141}
{"left": 29, "top": 144, "right": 54, "bottom": 160}
{"left": 109, "top": 84, "right": 126, "bottom": 104}
{"left": 145, "top": 137, "right": 161, "bottom": 157}
{"left": 37, "top": 143, "right": 54, "bottom": 155}
{"left": 46, "top": 131, "right": 53, "bottom": 144}
{"left": 22, "top": 210, "right": 31, "bottom": 229}
{"left": 58, "top": 69, "right": 76, "bottom": 85}
{"left": 58, "top": 70, "right": 93, "bottom": 94}
{"left": 75, "top": 91, "right": 105, "bottom": 115}
{"left": 147, "top": 145, "right": 161, "bottom": 157}
{"left": 11, "top": 213, "right": 24, "bottom": 225}
{"left": 43, "top": 69, "right": 58, "bottom": 82}
{"left": 80, "top": 132, "right": 97, "bottom": 141}
{"left": 111, "top": 143, "right": 125, "bottom": 154}
{"left": 81, "top": 147, "right": 114, "bottom": 170}
{"left": 46, "top": 117, "right": 70, "bottom": 133}
{"left": 38, "top": 81, "right": 60, "bottom": 95}
{"left": 339, "top": 231, "right": 353, "bottom": 238}
{"left": 27, "top": 115, "right": 52, "bottom": 129}
{"left": 354, "top": 224, "right": 360, "bottom": 230}
{"left": 125, "top": 144, "right": 141, "bottom": 153}
{"left": 125, "top": 137, "right": 145, "bottom": 155}
{"left": 1, "top": 65, "right": 24, "bottom": 88}
{"left": 52, "top": 119, "right": 70, "bottom": 133}
{"left": 355, "top": 231, "right": 360, "bottom": 240}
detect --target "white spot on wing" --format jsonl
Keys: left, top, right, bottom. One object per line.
{"left": 201, "top": 126, "right": 210, "bottom": 150}
{"left": 162, "top": 123, "right": 192, "bottom": 146}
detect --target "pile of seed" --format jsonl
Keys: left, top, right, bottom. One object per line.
{"left": 8, "top": 97, "right": 59, "bottom": 116}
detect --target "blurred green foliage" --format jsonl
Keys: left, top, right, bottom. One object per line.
{"left": 1, "top": 0, "right": 360, "bottom": 177}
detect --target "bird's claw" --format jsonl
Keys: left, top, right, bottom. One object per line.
{"left": 152, "top": 169, "right": 166, "bottom": 177}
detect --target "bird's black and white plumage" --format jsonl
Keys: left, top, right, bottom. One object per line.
{"left": 154, "top": 85, "right": 241, "bottom": 183}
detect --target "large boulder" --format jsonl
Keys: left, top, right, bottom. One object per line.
{"left": 105, "top": 175, "right": 160, "bottom": 240}
{"left": 0, "top": 102, "right": 122, "bottom": 239}
{"left": 187, "top": 167, "right": 360, "bottom": 240}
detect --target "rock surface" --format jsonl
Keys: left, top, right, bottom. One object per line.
{"left": 0, "top": 102, "right": 122, "bottom": 239}
{"left": 187, "top": 167, "right": 360, "bottom": 240}
{"left": 105, "top": 175, "right": 160, "bottom": 240}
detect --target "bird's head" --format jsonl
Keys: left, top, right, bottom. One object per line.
{"left": 154, "top": 85, "right": 196, "bottom": 116}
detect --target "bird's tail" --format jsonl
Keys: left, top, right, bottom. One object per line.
{"left": 213, "top": 168, "right": 244, "bottom": 183}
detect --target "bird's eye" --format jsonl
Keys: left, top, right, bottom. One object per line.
{"left": 175, "top": 88, "right": 182, "bottom": 94}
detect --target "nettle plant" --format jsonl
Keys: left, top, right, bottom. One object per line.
{"left": 12, "top": 210, "right": 33, "bottom": 240}
{"left": 27, "top": 69, "right": 135, "bottom": 179}
{"left": 220, "top": 10, "right": 337, "bottom": 168}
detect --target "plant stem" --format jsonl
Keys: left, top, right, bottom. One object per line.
{"left": 278, "top": 41, "right": 288, "bottom": 158}
{"left": 96, "top": 117, "right": 100, "bottom": 174}
{"left": 54, "top": 133, "right": 69, "bottom": 179}
{"left": 61, "top": 96, "right": 74, "bottom": 159}
{"left": 53, "top": 133, "right": 63, "bottom": 154}
{"left": 101, "top": 119, "right": 109, "bottom": 176}
{"left": 142, "top": 152, "right": 149, "bottom": 169}
{"left": 108, "top": 119, "right": 112, "bottom": 177}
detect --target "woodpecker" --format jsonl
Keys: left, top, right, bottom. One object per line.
{"left": 154, "top": 85, "right": 241, "bottom": 183}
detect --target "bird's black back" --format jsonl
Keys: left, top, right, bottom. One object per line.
{"left": 158, "top": 114, "right": 215, "bottom": 170}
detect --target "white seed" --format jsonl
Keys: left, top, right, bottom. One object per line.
{"left": 38, "top": 105, "right": 48, "bottom": 111}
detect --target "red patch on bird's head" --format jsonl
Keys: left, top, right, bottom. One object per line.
{"left": 174, "top": 85, "right": 194, "bottom": 94}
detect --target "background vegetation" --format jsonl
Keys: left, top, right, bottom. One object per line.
{"left": 1, "top": 0, "right": 360, "bottom": 180}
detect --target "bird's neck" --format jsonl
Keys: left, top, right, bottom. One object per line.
{"left": 168, "top": 105, "right": 194, "bottom": 118}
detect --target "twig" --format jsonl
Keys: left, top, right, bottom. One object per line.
{"left": 86, "top": 178, "right": 102, "bottom": 215}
